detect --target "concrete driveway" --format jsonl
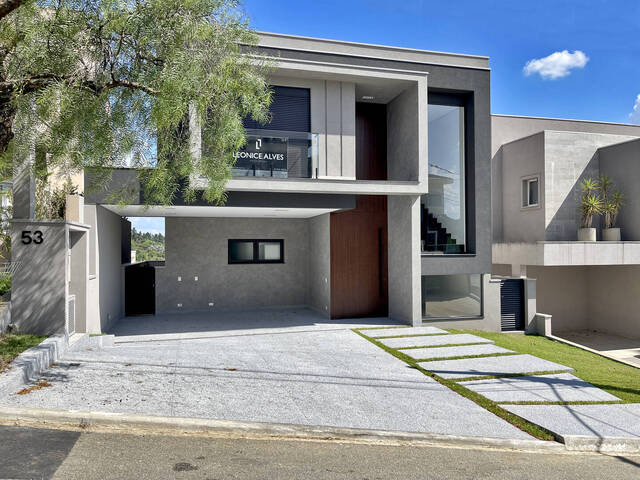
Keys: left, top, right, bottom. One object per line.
{"left": 0, "top": 309, "right": 530, "bottom": 440}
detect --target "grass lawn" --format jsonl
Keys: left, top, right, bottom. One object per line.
{"left": 449, "top": 329, "right": 640, "bottom": 404}
{"left": 0, "top": 334, "right": 47, "bottom": 373}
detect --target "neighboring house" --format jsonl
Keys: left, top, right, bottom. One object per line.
{"left": 492, "top": 115, "right": 640, "bottom": 339}
{"left": 10, "top": 32, "right": 498, "bottom": 335}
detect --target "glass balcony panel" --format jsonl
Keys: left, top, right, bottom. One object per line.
{"left": 231, "top": 129, "right": 318, "bottom": 179}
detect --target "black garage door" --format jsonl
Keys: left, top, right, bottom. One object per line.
{"left": 124, "top": 262, "right": 157, "bottom": 316}
{"left": 500, "top": 278, "right": 524, "bottom": 331}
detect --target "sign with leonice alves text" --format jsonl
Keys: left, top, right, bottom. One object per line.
{"left": 232, "top": 135, "right": 288, "bottom": 177}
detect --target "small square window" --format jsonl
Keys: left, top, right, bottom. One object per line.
{"left": 522, "top": 177, "right": 540, "bottom": 207}
{"left": 228, "top": 239, "right": 284, "bottom": 264}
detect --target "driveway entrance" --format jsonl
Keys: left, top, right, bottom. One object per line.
{"left": 0, "top": 309, "right": 530, "bottom": 440}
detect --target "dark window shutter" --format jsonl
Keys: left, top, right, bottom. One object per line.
{"left": 244, "top": 86, "right": 310, "bottom": 132}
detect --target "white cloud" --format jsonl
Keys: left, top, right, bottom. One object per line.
{"left": 523, "top": 50, "right": 589, "bottom": 80}
{"left": 629, "top": 94, "right": 640, "bottom": 124}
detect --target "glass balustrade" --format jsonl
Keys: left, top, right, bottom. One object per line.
{"left": 231, "top": 129, "right": 319, "bottom": 179}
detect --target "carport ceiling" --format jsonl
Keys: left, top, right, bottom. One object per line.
{"left": 103, "top": 204, "right": 340, "bottom": 218}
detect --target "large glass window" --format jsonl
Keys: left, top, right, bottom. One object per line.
{"left": 422, "top": 274, "right": 482, "bottom": 319}
{"left": 422, "top": 102, "right": 466, "bottom": 254}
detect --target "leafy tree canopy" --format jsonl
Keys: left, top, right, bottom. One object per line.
{"left": 0, "top": 0, "right": 272, "bottom": 205}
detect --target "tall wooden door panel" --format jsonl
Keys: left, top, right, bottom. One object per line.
{"left": 330, "top": 197, "right": 388, "bottom": 318}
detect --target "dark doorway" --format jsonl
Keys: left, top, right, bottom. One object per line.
{"left": 125, "top": 262, "right": 156, "bottom": 316}
{"left": 330, "top": 103, "right": 388, "bottom": 318}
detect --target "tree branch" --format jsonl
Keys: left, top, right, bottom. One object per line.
{"left": 0, "top": 0, "right": 23, "bottom": 21}
{"left": 1, "top": 73, "right": 158, "bottom": 96}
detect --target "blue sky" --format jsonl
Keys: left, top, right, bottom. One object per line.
{"left": 243, "top": 0, "right": 640, "bottom": 124}
{"left": 130, "top": 217, "right": 164, "bottom": 235}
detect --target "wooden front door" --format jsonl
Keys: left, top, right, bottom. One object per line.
{"left": 330, "top": 196, "right": 388, "bottom": 318}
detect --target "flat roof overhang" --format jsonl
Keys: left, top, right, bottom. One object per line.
{"left": 103, "top": 204, "right": 343, "bottom": 219}
{"left": 493, "top": 242, "right": 640, "bottom": 267}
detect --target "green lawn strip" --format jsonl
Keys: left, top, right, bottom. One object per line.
{"left": 411, "top": 352, "right": 519, "bottom": 362}
{"left": 397, "top": 342, "right": 490, "bottom": 350}
{"left": 353, "top": 329, "right": 555, "bottom": 441}
{"left": 448, "top": 329, "right": 640, "bottom": 403}
{"left": 0, "top": 334, "right": 47, "bottom": 373}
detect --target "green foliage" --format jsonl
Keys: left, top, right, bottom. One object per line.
{"left": 131, "top": 226, "right": 164, "bottom": 261}
{"left": 599, "top": 175, "right": 624, "bottom": 229}
{"left": 0, "top": 275, "right": 9, "bottom": 296}
{"left": 0, "top": 0, "right": 272, "bottom": 206}
{"left": 34, "top": 177, "right": 77, "bottom": 220}
{"left": 579, "top": 178, "right": 603, "bottom": 228}
{"left": 0, "top": 332, "right": 46, "bottom": 372}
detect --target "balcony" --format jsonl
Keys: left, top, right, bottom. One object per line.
{"left": 231, "top": 129, "right": 319, "bottom": 179}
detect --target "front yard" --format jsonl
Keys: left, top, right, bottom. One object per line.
{"left": 0, "top": 334, "right": 46, "bottom": 373}
{"left": 449, "top": 329, "right": 640, "bottom": 403}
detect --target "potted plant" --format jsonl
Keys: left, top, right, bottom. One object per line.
{"left": 578, "top": 178, "right": 602, "bottom": 241}
{"left": 603, "top": 192, "right": 624, "bottom": 241}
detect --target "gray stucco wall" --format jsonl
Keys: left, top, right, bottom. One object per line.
{"left": 543, "top": 131, "right": 637, "bottom": 241}
{"left": 156, "top": 217, "right": 309, "bottom": 313}
{"left": 526, "top": 265, "right": 589, "bottom": 333}
{"left": 588, "top": 265, "right": 640, "bottom": 339}
{"left": 387, "top": 85, "right": 420, "bottom": 182}
{"left": 387, "top": 195, "right": 421, "bottom": 326}
{"left": 84, "top": 205, "right": 124, "bottom": 333}
{"left": 259, "top": 47, "right": 493, "bottom": 280}
{"left": 492, "top": 115, "right": 640, "bottom": 241}
{"left": 307, "top": 214, "right": 331, "bottom": 316}
{"left": 599, "top": 139, "right": 640, "bottom": 241}
{"left": 11, "top": 222, "right": 67, "bottom": 334}
{"left": 499, "top": 133, "right": 545, "bottom": 242}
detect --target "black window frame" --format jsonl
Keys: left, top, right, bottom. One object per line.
{"left": 228, "top": 239, "right": 285, "bottom": 264}
{"left": 426, "top": 90, "right": 475, "bottom": 255}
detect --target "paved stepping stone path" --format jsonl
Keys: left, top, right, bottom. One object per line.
{"left": 503, "top": 404, "right": 640, "bottom": 440}
{"left": 418, "top": 354, "right": 573, "bottom": 379}
{"left": 366, "top": 326, "right": 448, "bottom": 338}
{"left": 460, "top": 373, "right": 620, "bottom": 402}
{"left": 379, "top": 333, "right": 492, "bottom": 349}
{"left": 361, "top": 327, "right": 639, "bottom": 447}
{"left": 402, "top": 344, "right": 514, "bottom": 361}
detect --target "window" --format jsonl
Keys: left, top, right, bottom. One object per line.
{"left": 422, "top": 93, "right": 471, "bottom": 254}
{"left": 228, "top": 239, "right": 284, "bottom": 264}
{"left": 422, "top": 274, "right": 482, "bottom": 319}
{"left": 522, "top": 176, "right": 540, "bottom": 208}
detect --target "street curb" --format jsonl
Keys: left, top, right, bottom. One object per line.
{"left": 559, "top": 434, "right": 640, "bottom": 453}
{"left": 0, "top": 406, "right": 566, "bottom": 453}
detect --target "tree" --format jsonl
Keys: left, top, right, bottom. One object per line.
{"left": 0, "top": 0, "right": 271, "bottom": 205}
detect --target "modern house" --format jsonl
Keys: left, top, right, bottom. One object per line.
{"left": 492, "top": 114, "right": 640, "bottom": 339}
{"left": 10, "top": 32, "right": 500, "bottom": 335}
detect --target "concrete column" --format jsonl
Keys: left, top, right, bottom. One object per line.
{"left": 13, "top": 157, "right": 35, "bottom": 219}
{"left": 387, "top": 195, "right": 421, "bottom": 326}
{"left": 524, "top": 277, "right": 538, "bottom": 333}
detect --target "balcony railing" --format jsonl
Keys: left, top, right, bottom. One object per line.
{"left": 231, "top": 129, "right": 319, "bottom": 179}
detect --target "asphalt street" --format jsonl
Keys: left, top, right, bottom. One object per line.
{"left": 1, "top": 425, "right": 640, "bottom": 479}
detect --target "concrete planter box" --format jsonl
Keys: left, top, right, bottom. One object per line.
{"left": 578, "top": 228, "right": 596, "bottom": 242}
{"left": 602, "top": 228, "right": 621, "bottom": 241}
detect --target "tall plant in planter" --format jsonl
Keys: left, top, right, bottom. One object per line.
{"left": 601, "top": 175, "right": 624, "bottom": 241}
{"left": 578, "top": 178, "right": 602, "bottom": 241}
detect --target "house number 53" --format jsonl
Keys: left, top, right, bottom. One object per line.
{"left": 21, "top": 230, "right": 44, "bottom": 245}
